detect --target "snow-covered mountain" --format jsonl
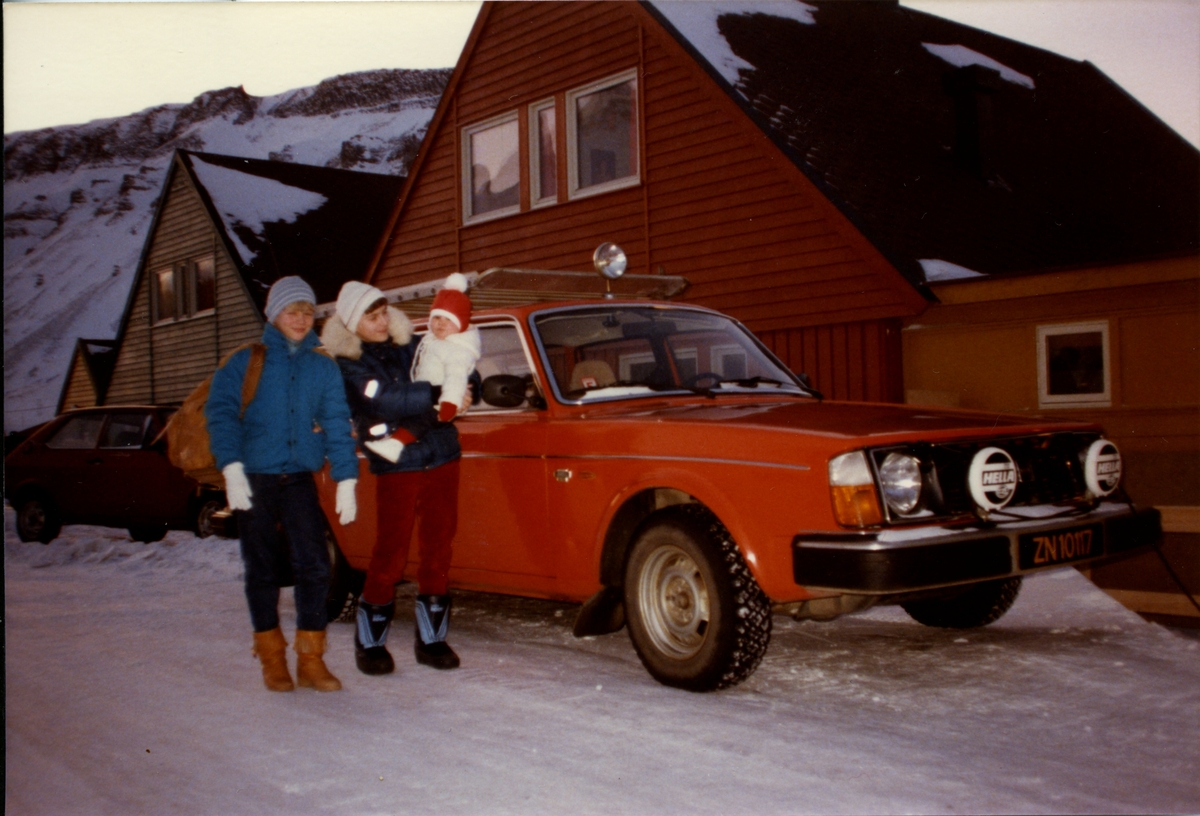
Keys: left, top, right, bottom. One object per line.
{"left": 4, "top": 68, "right": 450, "bottom": 433}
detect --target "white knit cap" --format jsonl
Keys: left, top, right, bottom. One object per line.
{"left": 336, "top": 280, "right": 387, "bottom": 333}
{"left": 264, "top": 276, "right": 316, "bottom": 324}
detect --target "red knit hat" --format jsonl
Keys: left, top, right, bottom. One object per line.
{"left": 430, "top": 272, "right": 472, "bottom": 331}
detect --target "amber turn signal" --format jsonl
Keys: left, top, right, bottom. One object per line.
{"left": 831, "top": 484, "right": 884, "bottom": 527}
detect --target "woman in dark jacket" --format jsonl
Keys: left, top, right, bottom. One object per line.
{"left": 321, "top": 281, "right": 468, "bottom": 675}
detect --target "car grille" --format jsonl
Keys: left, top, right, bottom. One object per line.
{"left": 869, "top": 432, "right": 1105, "bottom": 522}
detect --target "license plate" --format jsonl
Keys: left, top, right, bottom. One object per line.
{"left": 1018, "top": 523, "right": 1104, "bottom": 569}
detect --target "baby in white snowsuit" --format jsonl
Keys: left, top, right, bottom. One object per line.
{"left": 364, "top": 273, "right": 479, "bottom": 462}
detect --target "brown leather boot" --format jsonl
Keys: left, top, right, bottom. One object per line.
{"left": 252, "top": 628, "right": 295, "bottom": 692}
{"left": 294, "top": 629, "right": 342, "bottom": 692}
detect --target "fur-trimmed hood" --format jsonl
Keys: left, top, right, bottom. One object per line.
{"left": 320, "top": 305, "right": 413, "bottom": 361}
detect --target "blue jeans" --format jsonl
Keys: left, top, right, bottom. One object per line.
{"left": 238, "top": 472, "right": 330, "bottom": 632}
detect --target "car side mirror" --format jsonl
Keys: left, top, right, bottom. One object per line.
{"left": 481, "top": 374, "right": 528, "bottom": 409}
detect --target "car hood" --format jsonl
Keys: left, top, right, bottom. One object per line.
{"left": 577, "top": 397, "right": 1094, "bottom": 444}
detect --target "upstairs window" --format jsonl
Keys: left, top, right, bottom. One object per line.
{"left": 463, "top": 113, "right": 520, "bottom": 223}
{"left": 567, "top": 70, "right": 639, "bottom": 200}
{"left": 1037, "top": 321, "right": 1111, "bottom": 408}
{"left": 153, "top": 255, "right": 215, "bottom": 323}
{"left": 530, "top": 99, "right": 557, "bottom": 207}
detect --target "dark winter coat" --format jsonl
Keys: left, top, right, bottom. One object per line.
{"left": 206, "top": 323, "right": 359, "bottom": 482}
{"left": 320, "top": 306, "right": 462, "bottom": 474}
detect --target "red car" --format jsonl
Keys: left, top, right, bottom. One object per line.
{"left": 318, "top": 265, "right": 1160, "bottom": 691}
{"left": 5, "top": 405, "right": 227, "bottom": 544}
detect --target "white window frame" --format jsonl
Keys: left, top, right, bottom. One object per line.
{"left": 566, "top": 69, "right": 640, "bottom": 201}
{"left": 154, "top": 256, "right": 216, "bottom": 324}
{"left": 461, "top": 111, "right": 522, "bottom": 225}
{"left": 1036, "top": 321, "right": 1111, "bottom": 408}
{"left": 529, "top": 98, "right": 558, "bottom": 209}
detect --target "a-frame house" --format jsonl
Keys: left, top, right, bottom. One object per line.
{"left": 97, "top": 150, "right": 404, "bottom": 406}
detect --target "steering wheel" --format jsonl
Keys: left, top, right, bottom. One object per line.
{"left": 683, "top": 372, "right": 723, "bottom": 388}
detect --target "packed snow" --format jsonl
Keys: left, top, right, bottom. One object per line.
{"left": 190, "top": 157, "right": 329, "bottom": 265}
{"left": 651, "top": 1, "right": 818, "bottom": 91}
{"left": 6, "top": 508, "right": 1199, "bottom": 815}
{"left": 921, "top": 43, "right": 1037, "bottom": 89}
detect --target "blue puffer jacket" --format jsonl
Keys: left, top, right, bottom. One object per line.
{"left": 207, "top": 323, "right": 359, "bottom": 483}
{"left": 319, "top": 306, "right": 461, "bottom": 475}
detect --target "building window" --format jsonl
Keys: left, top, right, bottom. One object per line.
{"left": 710, "top": 345, "right": 749, "bottom": 380}
{"left": 154, "top": 255, "right": 215, "bottom": 323}
{"left": 1037, "top": 321, "right": 1111, "bottom": 408}
{"left": 530, "top": 100, "right": 557, "bottom": 207}
{"left": 463, "top": 113, "right": 520, "bottom": 223}
{"left": 567, "top": 70, "right": 639, "bottom": 200}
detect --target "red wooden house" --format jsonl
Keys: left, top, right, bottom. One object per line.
{"left": 365, "top": 0, "right": 1198, "bottom": 623}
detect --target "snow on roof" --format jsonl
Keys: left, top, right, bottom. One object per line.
{"left": 650, "top": 1, "right": 817, "bottom": 91}
{"left": 921, "top": 43, "right": 1035, "bottom": 89}
{"left": 190, "top": 156, "right": 329, "bottom": 265}
{"left": 919, "top": 259, "right": 989, "bottom": 283}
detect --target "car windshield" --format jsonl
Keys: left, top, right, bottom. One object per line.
{"left": 532, "top": 305, "right": 810, "bottom": 403}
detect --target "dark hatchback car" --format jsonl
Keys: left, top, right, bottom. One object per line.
{"left": 5, "top": 406, "right": 226, "bottom": 543}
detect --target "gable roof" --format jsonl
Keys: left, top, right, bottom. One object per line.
{"left": 177, "top": 150, "right": 405, "bottom": 309}
{"left": 56, "top": 339, "right": 117, "bottom": 414}
{"left": 645, "top": 0, "right": 1200, "bottom": 285}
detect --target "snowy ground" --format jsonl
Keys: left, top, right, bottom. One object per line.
{"left": 6, "top": 509, "right": 1199, "bottom": 815}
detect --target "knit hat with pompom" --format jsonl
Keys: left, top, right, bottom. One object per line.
{"left": 429, "top": 272, "right": 472, "bottom": 331}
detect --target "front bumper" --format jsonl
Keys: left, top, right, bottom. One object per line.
{"left": 792, "top": 503, "right": 1161, "bottom": 594}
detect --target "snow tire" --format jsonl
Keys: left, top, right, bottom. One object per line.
{"left": 901, "top": 576, "right": 1023, "bottom": 629}
{"left": 623, "top": 504, "right": 771, "bottom": 692}
{"left": 16, "top": 493, "right": 61, "bottom": 544}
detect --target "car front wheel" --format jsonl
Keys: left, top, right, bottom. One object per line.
{"left": 901, "top": 576, "right": 1023, "bottom": 629}
{"left": 194, "top": 496, "right": 224, "bottom": 539}
{"left": 623, "top": 505, "right": 771, "bottom": 691}
{"left": 326, "top": 526, "right": 365, "bottom": 623}
{"left": 16, "top": 494, "right": 62, "bottom": 544}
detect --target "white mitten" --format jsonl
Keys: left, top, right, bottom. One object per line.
{"left": 364, "top": 438, "right": 404, "bottom": 463}
{"left": 222, "top": 462, "right": 253, "bottom": 511}
{"left": 335, "top": 478, "right": 358, "bottom": 526}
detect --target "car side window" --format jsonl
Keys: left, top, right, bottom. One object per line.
{"left": 475, "top": 323, "right": 536, "bottom": 411}
{"left": 44, "top": 414, "right": 106, "bottom": 449}
{"left": 99, "top": 412, "right": 152, "bottom": 449}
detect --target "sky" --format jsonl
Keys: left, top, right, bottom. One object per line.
{"left": 2, "top": 0, "right": 1199, "bottom": 148}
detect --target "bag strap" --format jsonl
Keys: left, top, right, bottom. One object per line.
{"left": 239, "top": 344, "right": 266, "bottom": 419}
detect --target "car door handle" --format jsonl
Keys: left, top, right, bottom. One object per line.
{"left": 88, "top": 457, "right": 104, "bottom": 465}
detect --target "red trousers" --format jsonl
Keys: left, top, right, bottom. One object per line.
{"left": 361, "top": 460, "right": 459, "bottom": 604}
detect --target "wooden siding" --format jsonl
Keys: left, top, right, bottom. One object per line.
{"left": 372, "top": 2, "right": 927, "bottom": 402}
{"left": 59, "top": 352, "right": 99, "bottom": 411}
{"left": 104, "top": 158, "right": 263, "bottom": 406}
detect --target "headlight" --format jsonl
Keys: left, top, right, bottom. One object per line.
{"left": 878, "top": 452, "right": 922, "bottom": 514}
{"left": 828, "top": 451, "right": 883, "bottom": 527}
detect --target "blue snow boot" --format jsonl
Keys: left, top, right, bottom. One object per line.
{"left": 414, "top": 594, "right": 460, "bottom": 670}
{"left": 355, "top": 599, "right": 395, "bottom": 675}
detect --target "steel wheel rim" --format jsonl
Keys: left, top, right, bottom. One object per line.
{"left": 638, "top": 544, "right": 710, "bottom": 659}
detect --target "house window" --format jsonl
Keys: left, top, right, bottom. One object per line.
{"left": 1037, "top": 321, "right": 1111, "bottom": 408}
{"left": 711, "top": 345, "right": 748, "bottom": 380}
{"left": 463, "top": 113, "right": 520, "bottom": 223}
{"left": 530, "top": 100, "right": 557, "bottom": 207}
{"left": 154, "top": 255, "right": 215, "bottom": 323}
{"left": 567, "top": 70, "right": 639, "bottom": 199}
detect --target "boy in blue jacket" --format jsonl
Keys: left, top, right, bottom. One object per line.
{"left": 207, "top": 276, "right": 360, "bottom": 693}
